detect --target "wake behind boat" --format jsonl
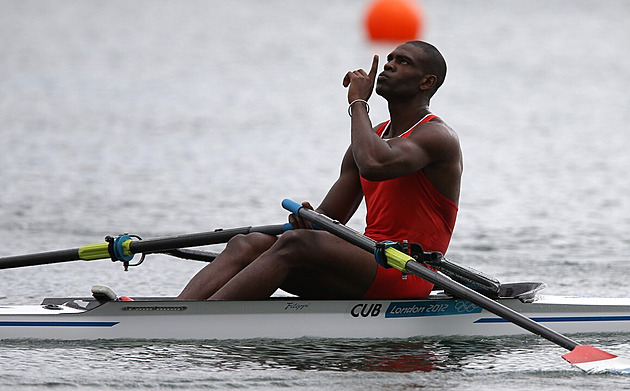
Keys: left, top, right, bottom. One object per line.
{"left": 1, "top": 284, "right": 629, "bottom": 340}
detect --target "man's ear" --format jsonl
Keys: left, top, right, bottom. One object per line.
{"left": 419, "top": 75, "right": 437, "bottom": 91}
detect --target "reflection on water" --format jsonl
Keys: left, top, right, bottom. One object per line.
{"left": 0, "top": 336, "right": 590, "bottom": 373}
{"left": 1, "top": 334, "right": 629, "bottom": 388}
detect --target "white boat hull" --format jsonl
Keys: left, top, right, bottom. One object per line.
{"left": 1, "top": 294, "right": 630, "bottom": 340}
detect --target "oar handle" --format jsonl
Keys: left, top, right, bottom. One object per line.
{"left": 281, "top": 198, "right": 304, "bottom": 214}
{"left": 282, "top": 199, "right": 375, "bottom": 252}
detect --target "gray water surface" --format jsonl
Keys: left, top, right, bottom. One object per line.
{"left": 1, "top": 0, "right": 630, "bottom": 389}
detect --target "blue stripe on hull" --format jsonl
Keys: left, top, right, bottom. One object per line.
{"left": 475, "top": 316, "right": 630, "bottom": 323}
{"left": 0, "top": 321, "right": 119, "bottom": 327}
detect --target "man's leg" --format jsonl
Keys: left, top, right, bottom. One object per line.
{"left": 177, "top": 233, "right": 278, "bottom": 300}
{"left": 209, "top": 229, "right": 378, "bottom": 300}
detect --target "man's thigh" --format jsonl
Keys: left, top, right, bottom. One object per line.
{"left": 278, "top": 230, "right": 378, "bottom": 299}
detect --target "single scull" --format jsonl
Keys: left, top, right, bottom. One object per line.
{"left": 2, "top": 211, "right": 629, "bottom": 373}
{"left": 0, "top": 285, "right": 629, "bottom": 340}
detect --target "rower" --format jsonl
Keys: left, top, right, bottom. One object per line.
{"left": 177, "top": 41, "right": 462, "bottom": 301}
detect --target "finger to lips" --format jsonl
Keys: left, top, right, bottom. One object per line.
{"left": 369, "top": 54, "right": 379, "bottom": 78}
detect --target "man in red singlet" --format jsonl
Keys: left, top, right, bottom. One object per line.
{"left": 178, "top": 41, "right": 462, "bottom": 300}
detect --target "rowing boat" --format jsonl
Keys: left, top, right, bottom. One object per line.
{"left": 1, "top": 284, "right": 629, "bottom": 340}
{"left": 2, "top": 213, "right": 629, "bottom": 373}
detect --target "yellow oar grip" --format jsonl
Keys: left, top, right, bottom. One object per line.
{"left": 78, "top": 240, "right": 133, "bottom": 261}
{"left": 384, "top": 247, "right": 413, "bottom": 272}
{"left": 78, "top": 243, "right": 109, "bottom": 260}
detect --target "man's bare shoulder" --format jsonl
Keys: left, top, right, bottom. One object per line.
{"left": 409, "top": 117, "right": 461, "bottom": 158}
{"left": 415, "top": 118, "right": 462, "bottom": 203}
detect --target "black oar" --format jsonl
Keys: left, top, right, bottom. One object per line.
{"left": 282, "top": 199, "right": 630, "bottom": 374}
{"left": 0, "top": 224, "right": 290, "bottom": 270}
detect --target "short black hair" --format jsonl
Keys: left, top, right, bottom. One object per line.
{"left": 405, "top": 41, "right": 447, "bottom": 95}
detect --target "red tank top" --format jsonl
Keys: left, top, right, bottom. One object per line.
{"left": 360, "top": 114, "right": 458, "bottom": 253}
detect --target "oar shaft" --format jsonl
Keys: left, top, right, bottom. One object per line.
{"left": 128, "top": 224, "right": 288, "bottom": 254}
{"left": 0, "top": 224, "right": 289, "bottom": 270}
{"left": 282, "top": 199, "right": 580, "bottom": 351}
{"left": 0, "top": 248, "right": 80, "bottom": 269}
{"left": 403, "top": 261, "right": 578, "bottom": 350}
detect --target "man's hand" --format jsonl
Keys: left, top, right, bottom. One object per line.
{"left": 288, "top": 201, "right": 316, "bottom": 229}
{"left": 342, "top": 55, "right": 379, "bottom": 103}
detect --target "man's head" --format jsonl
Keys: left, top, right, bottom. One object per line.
{"left": 375, "top": 41, "right": 447, "bottom": 102}
{"left": 406, "top": 41, "right": 447, "bottom": 94}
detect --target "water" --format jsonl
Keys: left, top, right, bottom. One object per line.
{"left": 2, "top": 336, "right": 630, "bottom": 390}
{"left": 1, "top": 0, "right": 630, "bottom": 389}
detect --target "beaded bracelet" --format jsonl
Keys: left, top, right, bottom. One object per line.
{"left": 348, "top": 99, "right": 370, "bottom": 117}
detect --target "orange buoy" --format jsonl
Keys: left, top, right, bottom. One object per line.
{"left": 365, "top": 0, "right": 424, "bottom": 42}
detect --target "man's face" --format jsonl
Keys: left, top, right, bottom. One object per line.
{"left": 375, "top": 43, "right": 426, "bottom": 100}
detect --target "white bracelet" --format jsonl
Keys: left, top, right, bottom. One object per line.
{"left": 348, "top": 99, "right": 370, "bottom": 117}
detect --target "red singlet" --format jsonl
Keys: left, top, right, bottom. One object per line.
{"left": 360, "top": 114, "right": 458, "bottom": 299}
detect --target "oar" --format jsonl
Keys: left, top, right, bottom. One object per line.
{"left": 161, "top": 248, "right": 220, "bottom": 262}
{"left": 0, "top": 224, "right": 291, "bottom": 270}
{"left": 282, "top": 199, "right": 630, "bottom": 374}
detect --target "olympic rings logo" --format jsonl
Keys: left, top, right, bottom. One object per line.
{"left": 454, "top": 300, "right": 479, "bottom": 313}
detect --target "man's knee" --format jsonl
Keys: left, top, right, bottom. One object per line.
{"left": 272, "top": 230, "right": 320, "bottom": 260}
{"left": 225, "top": 233, "right": 276, "bottom": 258}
